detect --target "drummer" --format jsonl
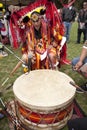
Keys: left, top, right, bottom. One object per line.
{"left": 24, "top": 11, "right": 68, "bottom": 67}
{"left": 10, "top": 10, "right": 67, "bottom": 75}
{"left": 22, "top": 11, "right": 61, "bottom": 70}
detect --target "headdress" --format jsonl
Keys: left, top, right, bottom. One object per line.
{"left": 30, "top": 11, "right": 40, "bottom": 22}
{"left": 23, "top": 16, "right": 30, "bottom": 23}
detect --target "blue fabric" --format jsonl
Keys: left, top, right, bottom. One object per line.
{"left": 63, "top": 21, "right": 72, "bottom": 41}
{"left": 0, "top": 20, "right": 3, "bottom": 29}
{"left": 0, "top": 113, "right": 4, "bottom": 119}
{"left": 67, "top": 117, "right": 87, "bottom": 130}
{"left": 72, "top": 57, "right": 87, "bottom": 66}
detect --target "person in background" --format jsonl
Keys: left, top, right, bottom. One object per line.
{"left": 76, "top": 2, "right": 87, "bottom": 44}
{"left": 0, "top": 3, "right": 9, "bottom": 45}
{"left": 0, "top": 3, "right": 4, "bottom": 35}
{"left": 0, "top": 20, "right": 8, "bottom": 45}
{"left": 62, "top": 0, "right": 77, "bottom": 42}
{"left": 67, "top": 117, "right": 87, "bottom": 130}
{"left": 72, "top": 40, "right": 87, "bottom": 92}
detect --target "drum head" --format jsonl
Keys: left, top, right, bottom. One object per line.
{"left": 13, "top": 70, "right": 76, "bottom": 110}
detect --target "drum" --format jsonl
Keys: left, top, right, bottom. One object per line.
{"left": 13, "top": 70, "right": 76, "bottom": 130}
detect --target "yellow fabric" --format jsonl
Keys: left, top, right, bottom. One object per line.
{"left": 49, "top": 48, "right": 56, "bottom": 55}
{"left": 23, "top": 67, "right": 29, "bottom": 73}
{"left": 58, "top": 34, "right": 62, "bottom": 41}
{"left": 26, "top": 6, "right": 45, "bottom": 18}
{"left": 36, "top": 52, "right": 40, "bottom": 69}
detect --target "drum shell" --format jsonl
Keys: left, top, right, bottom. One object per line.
{"left": 15, "top": 100, "right": 74, "bottom": 130}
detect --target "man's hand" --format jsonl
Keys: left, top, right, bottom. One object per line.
{"left": 28, "top": 51, "right": 36, "bottom": 64}
{"left": 74, "top": 61, "right": 83, "bottom": 70}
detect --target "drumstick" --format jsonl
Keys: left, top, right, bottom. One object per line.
{"left": 0, "top": 71, "right": 13, "bottom": 90}
{"left": 1, "top": 77, "right": 10, "bottom": 87}
{"left": 0, "top": 83, "right": 13, "bottom": 96}
{"left": 0, "top": 98, "right": 6, "bottom": 108}
{"left": 0, "top": 57, "right": 31, "bottom": 90}
{"left": 0, "top": 77, "right": 11, "bottom": 95}
{"left": 70, "top": 81, "right": 87, "bottom": 94}
{"left": 2, "top": 43, "right": 25, "bottom": 64}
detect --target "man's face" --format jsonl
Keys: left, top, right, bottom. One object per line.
{"left": 32, "top": 18, "right": 41, "bottom": 30}
{"left": 31, "top": 12, "right": 41, "bottom": 30}
{"left": 83, "top": 2, "right": 87, "bottom": 9}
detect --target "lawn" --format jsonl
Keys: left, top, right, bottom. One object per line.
{"left": 0, "top": 22, "right": 87, "bottom": 130}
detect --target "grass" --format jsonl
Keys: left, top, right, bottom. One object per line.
{"left": 0, "top": 22, "right": 87, "bottom": 130}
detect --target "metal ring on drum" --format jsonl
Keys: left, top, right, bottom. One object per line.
{"left": 13, "top": 69, "right": 76, "bottom": 130}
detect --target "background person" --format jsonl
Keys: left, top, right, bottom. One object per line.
{"left": 72, "top": 40, "right": 87, "bottom": 92}
{"left": 76, "top": 2, "right": 87, "bottom": 44}
{"left": 62, "top": 0, "right": 77, "bottom": 42}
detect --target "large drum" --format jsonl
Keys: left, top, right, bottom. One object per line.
{"left": 13, "top": 70, "right": 76, "bottom": 130}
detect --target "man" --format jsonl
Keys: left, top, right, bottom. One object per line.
{"left": 76, "top": 2, "right": 87, "bottom": 44}
{"left": 72, "top": 40, "right": 87, "bottom": 92}
{"left": 62, "top": 0, "right": 77, "bottom": 42}
{"left": 26, "top": 11, "right": 60, "bottom": 69}
{"left": 68, "top": 40, "right": 87, "bottom": 128}
{"left": 28, "top": 11, "right": 68, "bottom": 69}
{"left": 10, "top": 11, "right": 67, "bottom": 75}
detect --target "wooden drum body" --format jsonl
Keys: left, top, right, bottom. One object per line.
{"left": 13, "top": 70, "right": 76, "bottom": 130}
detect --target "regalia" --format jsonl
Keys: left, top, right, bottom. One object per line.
{"left": 9, "top": 0, "right": 73, "bottom": 68}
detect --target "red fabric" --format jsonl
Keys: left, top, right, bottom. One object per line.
{"left": 9, "top": 0, "right": 76, "bottom": 49}
{"left": 60, "top": 43, "right": 71, "bottom": 65}
{"left": 10, "top": 0, "right": 71, "bottom": 67}
{"left": 10, "top": 0, "right": 48, "bottom": 48}
{"left": 1, "top": 36, "right": 9, "bottom": 45}
{"left": 1, "top": 27, "right": 6, "bottom": 31}
{"left": 9, "top": 0, "right": 69, "bottom": 66}
{"left": 10, "top": 0, "right": 65, "bottom": 48}
{"left": 10, "top": 19, "right": 19, "bottom": 48}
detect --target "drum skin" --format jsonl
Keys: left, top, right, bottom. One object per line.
{"left": 13, "top": 70, "right": 76, "bottom": 130}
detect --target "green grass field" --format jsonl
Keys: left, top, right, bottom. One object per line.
{"left": 0, "top": 22, "right": 87, "bottom": 130}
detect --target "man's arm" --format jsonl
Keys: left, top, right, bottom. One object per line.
{"left": 74, "top": 44, "right": 87, "bottom": 70}
{"left": 79, "top": 47, "right": 87, "bottom": 62}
